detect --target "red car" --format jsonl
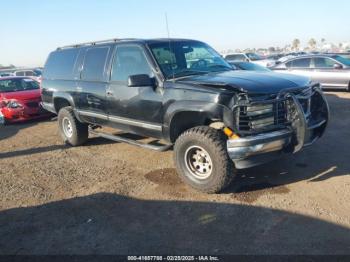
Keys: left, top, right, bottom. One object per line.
{"left": 0, "top": 77, "right": 51, "bottom": 124}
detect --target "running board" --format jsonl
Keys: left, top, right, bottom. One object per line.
{"left": 89, "top": 128, "right": 172, "bottom": 152}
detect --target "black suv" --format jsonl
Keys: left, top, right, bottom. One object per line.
{"left": 41, "top": 38, "right": 329, "bottom": 193}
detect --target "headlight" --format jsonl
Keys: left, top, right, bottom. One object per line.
{"left": 5, "top": 100, "right": 23, "bottom": 109}
{"left": 246, "top": 104, "right": 273, "bottom": 116}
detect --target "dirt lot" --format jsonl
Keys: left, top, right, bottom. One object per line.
{"left": 0, "top": 92, "right": 349, "bottom": 255}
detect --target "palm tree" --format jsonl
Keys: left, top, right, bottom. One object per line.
{"left": 292, "top": 39, "right": 300, "bottom": 51}
{"left": 308, "top": 38, "right": 317, "bottom": 50}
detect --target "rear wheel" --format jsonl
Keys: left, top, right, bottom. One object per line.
{"left": 58, "top": 107, "right": 88, "bottom": 146}
{"left": 174, "top": 126, "right": 236, "bottom": 193}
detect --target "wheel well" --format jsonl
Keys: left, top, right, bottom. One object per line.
{"left": 54, "top": 98, "right": 71, "bottom": 113}
{"left": 169, "top": 111, "right": 215, "bottom": 143}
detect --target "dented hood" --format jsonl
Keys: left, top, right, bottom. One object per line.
{"left": 176, "top": 70, "right": 311, "bottom": 94}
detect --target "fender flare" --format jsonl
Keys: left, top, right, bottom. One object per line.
{"left": 163, "top": 100, "right": 234, "bottom": 142}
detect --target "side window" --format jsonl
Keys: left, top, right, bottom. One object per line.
{"left": 25, "top": 71, "right": 34, "bottom": 76}
{"left": 81, "top": 47, "right": 109, "bottom": 81}
{"left": 111, "top": 45, "right": 152, "bottom": 82}
{"left": 290, "top": 58, "right": 311, "bottom": 68}
{"left": 15, "top": 71, "right": 25, "bottom": 76}
{"left": 314, "top": 58, "right": 336, "bottom": 68}
{"left": 44, "top": 49, "right": 80, "bottom": 80}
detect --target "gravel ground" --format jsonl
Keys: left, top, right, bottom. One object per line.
{"left": 0, "top": 92, "right": 349, "bottom": 255}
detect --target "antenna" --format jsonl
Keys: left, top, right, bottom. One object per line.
{"left": 165, "top": 13, "right": 170, "bottom": 39}
{"left": 165, "top": 13, "right": 175, "bottom": 80}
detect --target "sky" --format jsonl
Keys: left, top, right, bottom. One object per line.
{"left": 1, "top": 0, "right": 349, "bottom": 67}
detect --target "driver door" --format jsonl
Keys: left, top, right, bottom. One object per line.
{"left": 106, "top": 44, "right": 163, "bottom": 136}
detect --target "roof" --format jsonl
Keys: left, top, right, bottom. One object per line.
{"left": 57, "top": 38, "right": 201, "bottom": 50}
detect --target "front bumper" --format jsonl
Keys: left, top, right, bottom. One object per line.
{"left": 0, "top": 104, "right": 51, "bottom": 123}
{"left": 227, "top": 86, "right": 329, "bottom": 169}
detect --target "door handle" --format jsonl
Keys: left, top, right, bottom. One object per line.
{"left": 106, "top": 90, "right": 113, "bottom": 96}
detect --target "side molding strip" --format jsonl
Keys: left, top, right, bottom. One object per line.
{"left": 77, "top": 110, "right": 162, "bottom": 131}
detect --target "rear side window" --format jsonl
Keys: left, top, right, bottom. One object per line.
{"left": 15, "top": 71, "right": 25, "bottom": 76}
{"left": 81, "top": 47, "right": 109, "bottom": 81}
{"left": 287, "top": 58, "right": 311, "bottom": 68}
{"left": 314, "top": 57, "right": 336, "bottom": 68}
{"left": 44, "top": 49, "right": 80, "bottom": 80}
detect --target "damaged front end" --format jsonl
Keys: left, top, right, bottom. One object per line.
{"left": 227, "top": 84, "right": 329, "bottom": 169}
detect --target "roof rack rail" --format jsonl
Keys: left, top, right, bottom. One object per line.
{"left": 57, "top": 38, "right": 139, "bottom": 50}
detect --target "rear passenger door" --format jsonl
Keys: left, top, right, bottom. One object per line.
{"left": 76, "top": 45, "right": 112, "bottom": 125}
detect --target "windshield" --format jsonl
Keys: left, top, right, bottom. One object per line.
{"left": 246, "top": 53, "right": 262, "bottom": 61}
{"left": 333, "top": 55, "right": 350, "bottom": 66}
{"left": 149, "top": 41, "right": 232, "bottom": 79}
{"left": 0, "top": 78, "right": 39, "bottom": 93}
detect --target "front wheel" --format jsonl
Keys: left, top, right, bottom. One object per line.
{"left": 58, "top": 107, "right": 88, "bottom": 146}
{"left": 174, "top": 126, "right": 236, "bottom": 193}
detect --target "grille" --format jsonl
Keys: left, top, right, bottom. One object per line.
{"left": 236, "top": 99, "right": 289, "bottom": 134}
{"left": 26, "top": 101, "right": 39, "bottom": 108}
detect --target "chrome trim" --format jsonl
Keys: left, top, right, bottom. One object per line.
{"left": 227, "top": 129, "right": 292, "bottom": 160}
{"left": 77, "top": 110, "right": 162, "bottom": 131}
{"left": 108, "top": 115, "right": 162, "bottom": 131}
{"left": 78, "top": 110, "right": 108, "bottom": 120}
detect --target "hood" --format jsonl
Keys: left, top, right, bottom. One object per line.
{"left": 0, "top": 89, "right": 41, "bottom": 101}
{"left": 176, "top": 70, "right": 311, "bottom": 94}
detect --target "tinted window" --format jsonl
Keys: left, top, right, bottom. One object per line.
{"left": 81, "top": 47, "right": 109, "bottom": 81}
{"left": 0, "top": 78, "right": 39, "bottom": 93}
{"left": 44, "top": 49, "right": 80, "bottom": 80}
{"left": 314, "top": 58, "right": 336, "bottom": 68}
{"left": 111, "top": 45, "right": 152, "bottom": 82}
{"left": 25, "top": 71, "right": 34, "bottom": 76}
{"left": 289, "top": 58, "right": 311, "bottom": 68}
{"left": 15, "top": 71, "right": 25, "bottom": 76}
{"left": 225, "top": 54, "right": 246, "bottom": 61}
{"left": 246, "top": 53, "right": 262, "bottom": 61}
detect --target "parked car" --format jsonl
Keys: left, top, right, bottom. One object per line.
{"left": 13, "top": 68, "right": 42, "bottom": 82}
{"left": 225, "top": 53, "right": 276, "bottom": 67}
{"left": 41, "top": 38, "right": 329, "bottom": 193}
{"left": 229, "top": 61, "right": 271, "bottom": 72}
{"left": 273, "top": 54, "right": 350, "bottom": 91}
{"left": 0, "top": 77, "right": 50, "bottom": 124}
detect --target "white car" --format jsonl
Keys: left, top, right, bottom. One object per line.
{"left": 225, "top": 53, "right": 276, "bottom": 67}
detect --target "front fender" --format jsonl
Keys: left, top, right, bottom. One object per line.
{"left": 163, "top": 100, "right": 234, "bottom": 141}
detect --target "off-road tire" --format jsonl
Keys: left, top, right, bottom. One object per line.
{"left": 58, "top": 106, "right": 88, "bottom": 146}
{"left": 174, "top": 126, "right": 235, "bottom": 193}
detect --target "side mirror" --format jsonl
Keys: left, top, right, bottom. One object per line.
{"left": 128, "top": 74, "right": 155, "bottom": 87}
{"left": 333, "top": 63, "right": 343, "bottom": 70}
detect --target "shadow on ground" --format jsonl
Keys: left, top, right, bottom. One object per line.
{"left": 0, "top": 117, "right": 54, "bottom": 141}
{"left": 0, "top": 193, "right": 349, "bottom": 255}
